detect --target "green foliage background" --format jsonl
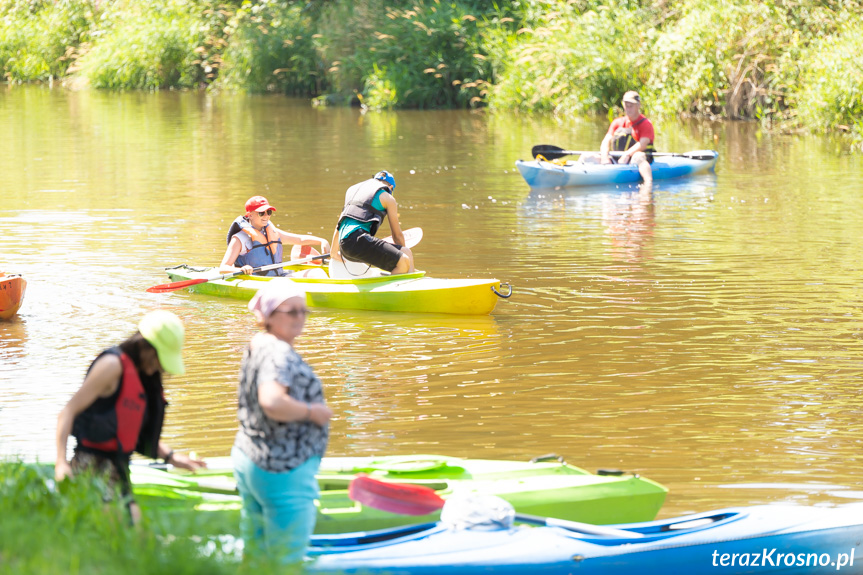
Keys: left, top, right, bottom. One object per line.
{"left": 2, "top": 0, "right": 863, "bottom": 146}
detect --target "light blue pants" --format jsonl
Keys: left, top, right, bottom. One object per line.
{"left": 231, "top": 446, "right": 320, "bottom": 564}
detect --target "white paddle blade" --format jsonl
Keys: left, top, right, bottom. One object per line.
{"left": 403, "top": 227, "right": 423, "bottom": 248}
{"left": 382, "top": 227, "right": 423, "bottom": 249}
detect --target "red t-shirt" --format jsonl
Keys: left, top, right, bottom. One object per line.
{"left": 607, "top": 114, "right": 655, "bottom": 145}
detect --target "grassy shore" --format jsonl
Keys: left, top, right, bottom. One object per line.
{"left": 0, "top": 460, "right": 296, "bottom": 575}
{"left": 1, "top": 0, "right": 862, "bottom": 147}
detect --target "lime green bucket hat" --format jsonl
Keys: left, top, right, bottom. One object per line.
{"left": 138, "top": 310, "right": 185, "bottom": 375}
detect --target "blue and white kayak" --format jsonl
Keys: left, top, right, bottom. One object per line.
{"left": 515, "top": 150, "right": 718, "bottom": 189}
{"left": 306, "top": 503, "right": 863, "bottom": 574}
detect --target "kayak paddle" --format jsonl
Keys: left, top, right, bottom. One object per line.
{"left": 383, "top": 226, "right": 423, "bottom": 248}
{"left": 290, "top": 244, "right": 325, "bottom": 264}
{"left": 531, "top": 144, "right": 717, "bottom": 162}
{"left": 145, "top": 253, "right": 329, "bottom": 293}
{"left": 348, "top": 474, "right": 643, "bottom": 538}
{"left": 292, "top": 227, "right": 423, "bottom": 263}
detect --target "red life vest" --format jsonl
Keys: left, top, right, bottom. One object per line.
{"left": 72, "top": 348, "right": 165, "bottom": 457}
{"left": 611, "top": 115, "right": 655, "bottom": 153}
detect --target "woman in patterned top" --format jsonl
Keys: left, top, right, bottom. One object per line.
{"left": 231, "top": 278, "right": 333, "bottom": 563}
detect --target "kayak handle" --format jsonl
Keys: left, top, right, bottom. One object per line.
{"left": 492, "top": 282, "right": 512, "bottom": 298}
{"left": 530, "top": 453, "right": 565, "bottom": 464}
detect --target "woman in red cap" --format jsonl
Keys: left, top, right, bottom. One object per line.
{"left": 220, "top": 196, "right": 330, "bottom": 277}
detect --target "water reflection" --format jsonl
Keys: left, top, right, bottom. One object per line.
{"left": 2, "top": 87, "right": 863, "bottom": 517}
{"left": 0, "top": 314, "right": 28, "bottom": 373}
{"left": 601, "top": 186, "right": 655, "bottom": 264}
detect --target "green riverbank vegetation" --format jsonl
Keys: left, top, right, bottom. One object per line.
{"left": 0, "top": 460, "right": 292, "bottom": 574}
{"left": 2, "top": 0, "right": 863, "bottom": 147}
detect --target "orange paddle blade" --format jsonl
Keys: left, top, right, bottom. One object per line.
{"left": 289, "top": 245, "right": 323, "bottom": 265}
{"left": 146, "top": 278, "right": 209, "bottom": 293}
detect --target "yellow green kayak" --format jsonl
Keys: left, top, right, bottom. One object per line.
{"left": 130, "top": 454, "right": 667, "bottom": 535}
{"left": 163, "top": 265, "right": 511, "bottom": 315}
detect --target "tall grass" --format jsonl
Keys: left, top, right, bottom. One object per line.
{"left": 643, "top": 0, "right": 850, "bottom": 122}
{"left": 488, "top": 0, "right": 657, "bottom": 116}
{"left": 74, "top": 0, "right": 209, "bottom": 90}
{"left": 216, "top": 0, "right": 323, "bottom": 95}
{"left": 793, "top": 14, "right": 863, "bottom": 148}
{"left": 0, "top": 0, "right": 96, "bottom": 82}
{"left": 313, "top": 0, "right": 513, "bottom": 110}
{"left": 0, "top": 460, "right": 241, "bottom": 575}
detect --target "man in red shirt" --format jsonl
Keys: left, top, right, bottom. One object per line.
{"left": 600, "top": 90, "right": 656, "bottom": 186}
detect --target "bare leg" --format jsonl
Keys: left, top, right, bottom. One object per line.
{"left": 391, "top": 247, "right": 414, "bottom": 274}
{"left": 130, "top": 502, "right": 142, "bottom": 525}
{"left": 632, "top": 152, "right": 653, "bottom": 186}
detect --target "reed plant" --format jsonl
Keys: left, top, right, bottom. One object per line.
{"left": 642, "top": 0, "right": 851, "bottom": 122}
{"left": 0, "top": 0, "right": 96, "bottom": 82}
{"left": 488, "top": 0, "right": 655, "bottom": 116}
{"left": 314, "top": 0, "right": 519, "bottom": 109}
{"left": 216, "top": 0, "right": 323, "bottom": 95}
{"left": 792, "top": 14, "right": 863, "bottom": 148}
{"left": 73, "top": 0, "right": 209, "bottom": 90}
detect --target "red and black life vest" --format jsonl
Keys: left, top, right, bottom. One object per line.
{"left": 72, "top": 347, "right": 166, "bottom": 459}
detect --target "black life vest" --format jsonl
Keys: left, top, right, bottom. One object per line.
{"left": 612, "top": 115, "right": 656, "bottom": 154}
{"left": 337, "top": 179, "right": 389, "bottom": 237}
{"left": 72, "top": 347, "right": 166, "bottom": 459}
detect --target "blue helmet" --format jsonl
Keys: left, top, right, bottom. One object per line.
{"left": 374, "top": 170, "right": 396, "bottom": 191}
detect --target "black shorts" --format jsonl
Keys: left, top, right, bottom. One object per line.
{"left": 339, "top": 229, "right": 403, "bottom": 272}
{"left": 611, "top": 152, "right": 654, "bottom": 165}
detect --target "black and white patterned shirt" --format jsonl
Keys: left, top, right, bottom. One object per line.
{"left": 234, "top": 332, "right": 329, "bottom": 472}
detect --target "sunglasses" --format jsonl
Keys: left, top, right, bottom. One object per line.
{"left": 256, "top": 209, "right": 275, "bottom": 216}
{"left": 272, "top": 308, "right": 310, "bottom": 318}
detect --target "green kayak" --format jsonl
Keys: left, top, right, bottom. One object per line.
{"left": 131, "top": 454, "right": 667, "bottom": 535}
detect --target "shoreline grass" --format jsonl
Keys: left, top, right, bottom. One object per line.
{"left": 0, "top": 460, "right": 269, "bottom": 575}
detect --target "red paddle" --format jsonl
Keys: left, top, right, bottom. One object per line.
{"left": 146, "top": 253, "right": 329, "bottom": 293}
{"left": 348, "top": 475, "right": 642, "bottom": 538}
{"left": 348, "top": 474, "right": 445, "bottom": 516}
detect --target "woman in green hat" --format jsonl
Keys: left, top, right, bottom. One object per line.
{"left": 54, "top": 310, "right": 206, "bottom": 523}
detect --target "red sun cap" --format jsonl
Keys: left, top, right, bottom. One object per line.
{"left": 245, "top": 196, "right": 276, "bottom": 213}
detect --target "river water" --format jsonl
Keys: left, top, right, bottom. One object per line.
{"left": 1, "top": 85, "right": 861, "bottom": 518}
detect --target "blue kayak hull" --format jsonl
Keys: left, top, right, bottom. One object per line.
{"left": 515, "top": 150, "right": 718, "bottom": 188}
{"left": 306, "top": 503, "right": 863, "bottom": 574}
